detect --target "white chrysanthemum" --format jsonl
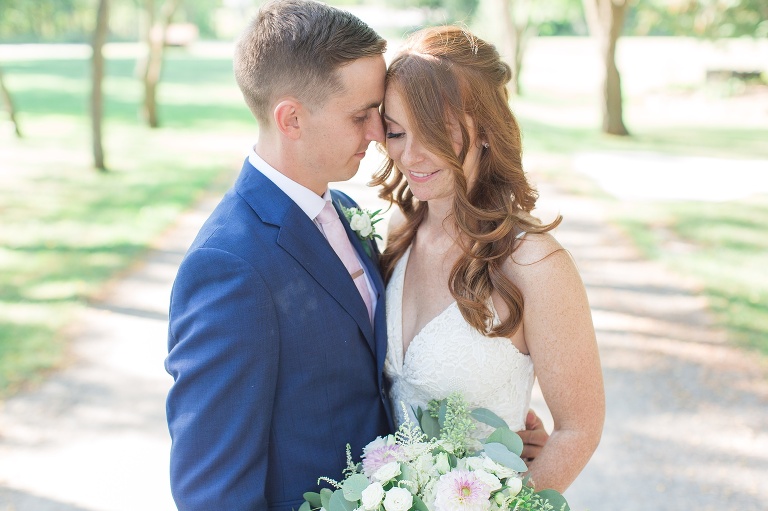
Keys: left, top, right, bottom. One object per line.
{"left": 361, "top": 482, "right": 385, "bottom": 510}
{"left": 363, "top": 437, "right": 404, "bottom": 478}
{"left": 372, "top": 461, "right": 402, "bottom": 483}
{"left": 433, "top": 470, "right": 491, "bottom": 511}
{"left": 383, "top": 487, "right": 413, "bottom": 511}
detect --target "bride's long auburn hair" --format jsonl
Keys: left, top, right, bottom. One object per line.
{"left": 372, "top": 26, "right": 562, "bottom": 338}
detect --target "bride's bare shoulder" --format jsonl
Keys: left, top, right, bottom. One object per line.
{"left": 512, "top": 231, "right": 565, "bottom": 264}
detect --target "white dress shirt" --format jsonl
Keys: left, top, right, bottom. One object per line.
{"left": 248, "top": 148, "right": 378, "bottom": 316}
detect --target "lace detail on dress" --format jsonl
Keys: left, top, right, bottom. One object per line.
{"left": 384, "top": 245, "right": 535, "bottom": 436}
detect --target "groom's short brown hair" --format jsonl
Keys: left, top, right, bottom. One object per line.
{"left": 233, "top": 0, "right": 387, "bottom": 126}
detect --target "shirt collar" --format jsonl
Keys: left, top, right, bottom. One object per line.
{"left": 248, "top": 147, "right": 329, "bottom": 220}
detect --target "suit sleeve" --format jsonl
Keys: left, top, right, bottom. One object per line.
{"left": 165, "top": 247, "right": 278, "bottom": 511}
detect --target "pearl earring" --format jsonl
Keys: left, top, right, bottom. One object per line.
{"left": 482, "top": 142, "right": 489, "bottom": 148}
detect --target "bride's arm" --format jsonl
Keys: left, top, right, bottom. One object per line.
{"left": 505, "top": 234, "right": 605, "bottom": 493}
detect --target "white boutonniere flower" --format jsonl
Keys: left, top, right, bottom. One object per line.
{"left": 338, "top": 202, "right": 383, "bottom": 257}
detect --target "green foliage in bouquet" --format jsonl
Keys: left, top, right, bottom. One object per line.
{"left": 300, "top": 393, "right": 570, "bottom": 511}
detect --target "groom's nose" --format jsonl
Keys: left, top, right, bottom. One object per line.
{"left": 366, "top": 111, "right": 385, "bottom": 143}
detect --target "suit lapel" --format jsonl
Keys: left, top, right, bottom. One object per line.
{"left": 330, "top": 195, "right": 391, "bottom": 424}
{"left": 236, "top": 160, "right": 376, "bottom": 354}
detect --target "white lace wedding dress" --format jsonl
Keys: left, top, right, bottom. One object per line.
{"left": 384, "top": 245, "right": 535, "bottom": 435}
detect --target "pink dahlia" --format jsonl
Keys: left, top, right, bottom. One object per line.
{"left": 361, "top": 444, "right": 404, "bottom": 478}
{"left": 433, "top": 470, "right": 492, "bottom": 511}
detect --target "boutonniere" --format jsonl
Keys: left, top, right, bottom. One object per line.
{"left": 338, "top": 202, "right": 383, "bottom": 257}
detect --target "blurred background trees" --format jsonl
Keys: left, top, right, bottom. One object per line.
{"left": 0, "top": 0, "right": 765, "bottom": 143}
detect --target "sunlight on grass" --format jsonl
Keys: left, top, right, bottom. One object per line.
{"left": 516, "top": 84, "right": 768, "bottom": 358}
{"left": 614, "top": 197, "right": 768, "bottom": 355}
{"left": 0, "top": 50, "right": 252, "bottom": 397}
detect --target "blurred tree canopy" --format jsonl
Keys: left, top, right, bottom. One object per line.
{"left": 0, "top": 0, "right": 765, "bottom": 42}
{"left": 628, "top": 0, "right": 768, "bottom": 37}
{"left": 0, "top": 0, "right": 220, "bottom": 43}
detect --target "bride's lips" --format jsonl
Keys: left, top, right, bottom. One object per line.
{"left": 408, "top": 169, "right": 441, "bottom": 183}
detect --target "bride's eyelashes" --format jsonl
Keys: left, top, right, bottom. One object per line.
{"left": 386, "top": 131, "right": 405, "bottom": 139}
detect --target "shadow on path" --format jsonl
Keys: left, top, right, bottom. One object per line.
{"left": 0, "top": 156, "right": 765, "bottom": 511}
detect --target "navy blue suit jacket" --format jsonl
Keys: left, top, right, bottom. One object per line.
{"left": 165, "top": 159, "right": 393, "bottom": 511}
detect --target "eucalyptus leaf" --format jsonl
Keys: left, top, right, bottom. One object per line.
{"left": 486, "top": 427, "right": 524, "bottom": 456}
{"left": 535, "top": 489, "right": 571, "bottom": 511}
{"left": 471, "top": 408, "right": 509, "bottom": 429}
{"left": 328, "top": 489, "right": 357, "bottom": 511}
{"left": 320, "top": 488, "right": 333, "bottom": 510}
{"left": 303, "top": 492, "right": 322, "bottom": 509}
{"left": 399, "top": 462, "right": 414, "bottom": 485}
{"left": 420, "top": 412, "right": 440, "bottom": 440}
{"left": 438, "top": 399, "right": 448, "bottom": 428}
{"left": 483, "top": 442, "right": 528, "bottom": 472}
{"left": 342, "top": 473, "right": 369, "bottom": 501}
{"left": 298, "top": 501, "right": 311, "bottom": 511}
{"left": 411, "top": 495, "right": 430, "bottom": 511}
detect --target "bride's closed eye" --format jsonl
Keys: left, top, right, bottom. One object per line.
{"left": 386, "top": 132, "right": 404, "bottom": 139}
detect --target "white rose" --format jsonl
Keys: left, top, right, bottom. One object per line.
{"left": 359, "top": 224, "right": 373, "bottom": 238}
{"left": 462, "top": 456, "right": 486, "bottom": 472}
{"left": 505, "top": 477, "right": 523, "bottom": 497}
{"left": 361, "top": 482, "right": 385, "bottom": 510}
{"left": 474, "top": 469, "right": 502, "bottom": 491}
{"left": 372, "top": 461, "right": 401, "bottom": 483}
{"left": 482, "top": 455, "right": 518, "bottom": 479}
{"left": 383, "top": 487, "right": 413, "bottom": 511}
{"left": 350, "top": 213, "right": 371, "bottom": 232}
{"left": 432, "top": 452, "right": 450, "bottom": 475}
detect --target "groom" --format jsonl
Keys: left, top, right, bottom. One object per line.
{"left": 165, "top": 2, "right": 391, "bottom": 510}
{"left": 165, "top": 1, "right": 548, "bottom": 510}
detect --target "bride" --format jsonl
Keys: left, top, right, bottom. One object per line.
{"left": 373, "top": 26, "right": 605, "bottom": 493}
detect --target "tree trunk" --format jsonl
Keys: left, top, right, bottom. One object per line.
{"left": 0, "top": 66, "right": 22, "bottom": 138}
{"left": 91, "top": 0, "right": 109, "bottom": 171}
{"left": 139, "top": 0, "right": 182, "bottom": 128}
{"left": 582, "top": 0, "right": 630, "bottom": 136}
{"left": 499, "top": 0, "right": 532, "bottom": 96}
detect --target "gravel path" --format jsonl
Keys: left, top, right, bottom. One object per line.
{"left": 0, "top": 157, "right": 766, "bottom": 511}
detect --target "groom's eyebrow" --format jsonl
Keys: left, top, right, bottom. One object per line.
{"left": 352, "top": 100, "right": 382, "bottom": 113}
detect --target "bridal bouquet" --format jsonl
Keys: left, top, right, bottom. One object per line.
{"left": 300, "top": 394, "right": 569, "bottom": 511}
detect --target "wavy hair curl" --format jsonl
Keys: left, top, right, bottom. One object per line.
{"left": 372, "top": 26, "right": 561, "bottom": 338}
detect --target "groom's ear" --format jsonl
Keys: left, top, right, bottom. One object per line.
{"left": 273, "top": 99, "right": 302, "bottom": 140}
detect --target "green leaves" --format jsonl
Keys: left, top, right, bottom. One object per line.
{"left": 328, "top": 489, "right": 356, "bottom": 511}
{"left": 484, "top": 442, "right": 528, "bottom": 472}
{"left": 471, "top": 407, "right": 509, "bottom": 429}
{"left": 535, "top": 489, "right": 571, "bottom": 511}
{"left": 486, "top": 427, "right": 524, "bottom": 457}
{"left": 303, "top": 492, "right": 321, "bottom": 509}
{"left": 341, "top": 474, "right": 369, "bottom": 501}
{"left": 419, "top": 409, "right": 441, "bottom": 440}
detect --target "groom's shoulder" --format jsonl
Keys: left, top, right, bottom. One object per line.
{"left": 329, "top": 188, "right": 358, "bottom": 208}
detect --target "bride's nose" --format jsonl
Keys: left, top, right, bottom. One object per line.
{"left": 400, "top": 138, "right": 425, "bottom": 167}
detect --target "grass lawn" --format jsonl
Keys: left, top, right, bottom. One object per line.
{"left": 0, "top": 44, "right": 254, "bottom": 396}
{"left": 513, "top": 83, "right": 768, "bottom": 357}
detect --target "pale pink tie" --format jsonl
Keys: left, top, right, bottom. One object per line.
{"left": 316, "top": 201, "right": 373, "bottom": 323}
